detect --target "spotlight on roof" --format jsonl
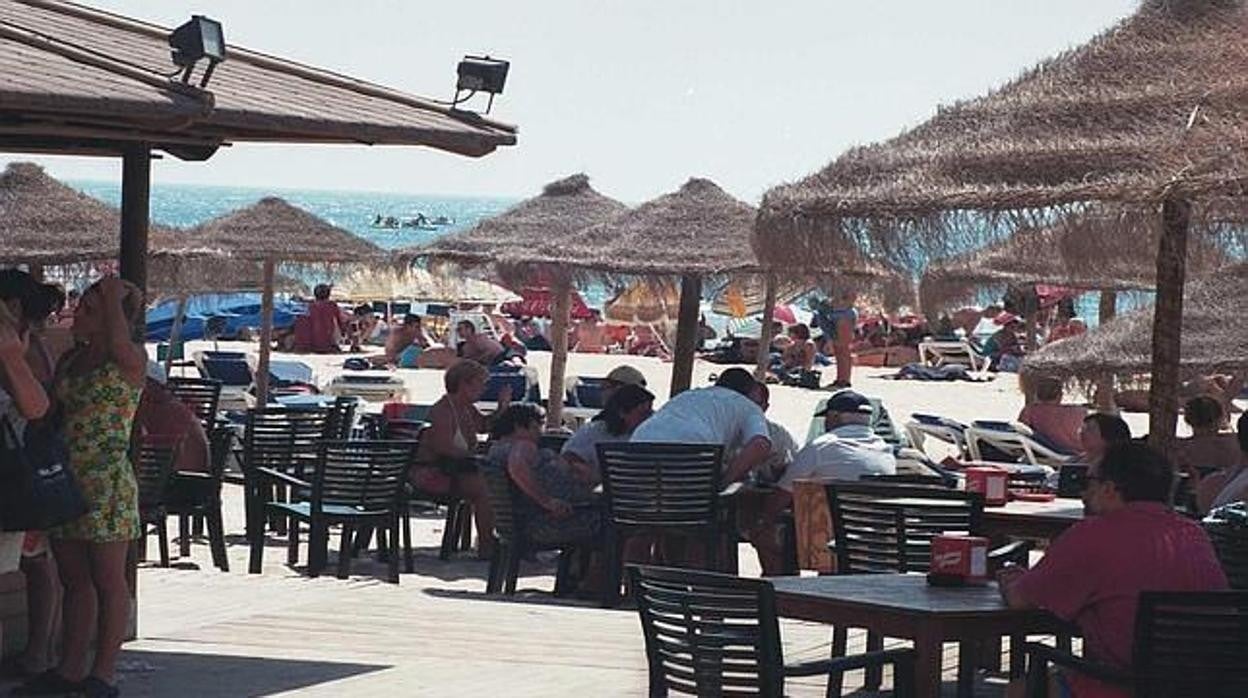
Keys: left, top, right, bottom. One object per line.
{"left": 452, "top": 55, "right": 509, "bottom": 114}
{"left": 169, "top": 15, "right": 226, "bottom": 88}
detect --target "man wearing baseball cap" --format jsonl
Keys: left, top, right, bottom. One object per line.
{"left": 749, "top": 389, "right": 895, "bottom": 574}
{"left": 603, "top": 365, "right": 646, "bottom": 401}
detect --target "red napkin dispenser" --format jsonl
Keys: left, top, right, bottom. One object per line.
{"left": 930, "top": 534, "right": 990, "bottom": 584}
{"left": 966, "top": 466, "right": 1010, "bottom": 506}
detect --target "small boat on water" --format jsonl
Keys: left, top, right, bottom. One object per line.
{"left": 371, "top": 213, "right": 456, "bottom": 230}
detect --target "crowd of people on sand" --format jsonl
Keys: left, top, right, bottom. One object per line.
{"left": 4, "top": 267, "right": 1247, "bottom": 696}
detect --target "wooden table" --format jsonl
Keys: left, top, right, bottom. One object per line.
{"left": 771, "top": 574, "right": 1065, "bottom": 698}
{"left": 980, "top": 498, "right": 1084, "bottom": 542}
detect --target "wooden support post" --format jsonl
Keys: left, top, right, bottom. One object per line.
{"left": 119, "top": 146, "right": 151, "bottom": 294}
{"left": 546, "top": 277, "right": 573, "bottom": 430}
{"left": 255, "top": 260, "right": 276, "bottom": 406}
{"left": 1094, "top": 291, "right": 1118, "bottom": 410}
{"left": 669, "top": 274, "right": 703, "bottom": 397}
{"left": 1148, "top": 199, "right": 1190, "bottom": 452}
{"left": 754, "top": 274, "right": 779, "bottom": 381}
{"left": 27, "top": 264, "right": 43, "bottom": 282}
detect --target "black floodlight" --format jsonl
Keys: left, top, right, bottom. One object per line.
{"left": 452, "top": 55, "right": 509, "bottom": 113}
{"left": 169, "top": 15, "right": 226, "bottom": 87}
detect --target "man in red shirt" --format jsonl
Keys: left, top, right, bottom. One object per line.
{"left": 998, "top": 442, "right": 1228, "bottom": 697}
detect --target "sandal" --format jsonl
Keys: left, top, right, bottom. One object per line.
{"left": 10, "top": 670, "right": 80, "bottom": 696}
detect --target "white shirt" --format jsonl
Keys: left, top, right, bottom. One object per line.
{"left": 1213, "top": 466, "right": 1248, "bottom": 509}
{"left": 562, "top": 420, "right": 627, "bottom": 473}
{"left": 777, "top": 423, "right": 896, "bottom": 492}
{"left": 631, "top": 386, "right": 770, "bottom": 454}
{"left": 761, "top": 420, "right": 799, "bottom": 479}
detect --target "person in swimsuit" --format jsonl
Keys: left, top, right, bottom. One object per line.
{"left": 813, "top": 288, "right": 857, "bottom": 388}
{"left": 23, "top": 277, "right": 147, "bottom": 698}
{"left": 455, "top": 320, "right": 509, "bottom": 366}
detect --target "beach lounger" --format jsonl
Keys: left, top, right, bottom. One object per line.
{"left": 917, "top": 339, "right": 988, "bottom": 373}
{"left": 571, "top": 378, "right": 607, "bottom": 409}
{"left": 964, "top": 420, "right": 1075, "bottom": 467}
{"left": 481, "top": 372, "right": 529, "bottom": 403}
{"left": 805, "top": 394, "right": 908, "bottom": 448}
{"left": 904, "top": 413, "right": 971, "bottom": 459}
{"left": 193, "top": 351, "right": 255, "bottom": 411}
{"left": 324, "top": 371, "right": 408, "bottom": 402}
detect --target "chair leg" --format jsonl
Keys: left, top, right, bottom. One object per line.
{"left": 193, "top": 514, "right": 205, "bottom": 537}
{"left": 504, "top": 542, "right": 522, "bottom": 595}
{"left": 554, "top": 548, "right": 575, "bottom": 597}
{"left": 287, "top": 517, "right": 301, "bottom": 566}
{"left": 439, "top": 503, "right": 459, "bottom": 560}
{"left": 864, "top": 631, "right": 883, "bottom": 689}
{"left": 825, "top": 626, "right": 848, "bottom": 698}
{"left": 387, "top": 515, "right": 400, "bottom": 584}
{"left": 402, "top": 507, "right": 414, "bottom": 574}
{"left": 957, "top": 640, "right": 978, "bottom": 698}
{"left": 1009, "top": 633, "right": 1026, "bottom": 679}
{"left": 486, "top": 545, "right": 504, "bottom": 594}
{"left": 207, "top": 504, "right": 229, "bottom": 572}
{"left": 1024, "top": 649, "right": 1049, "bottom": 698}
{"left": 601, "top": 528, "right": 623, "bottom": 608}
{"left": 178, "top": 514, "right": 192, "bottom": 557}
{"left": 336, "top": 524, "right": 354, "bottom": 580}
{"left": 248, "top": 509, "right": 265, "bottom": 575}
{"left": 156, "top": 517, "right": 170, "bottom": 568}
{"left": 308, "top": 521, "right": 328, "bottom": 577}
{"left": 137, "top": 525, "right": 149, "bottom": 562}
{"left": 459, "top": 502, "right": 474, "bottom": 551}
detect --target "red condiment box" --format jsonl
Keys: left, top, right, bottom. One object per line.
{"left": 965, "top": 466, "right": 1010, "bottom": 506}
{"left": 930, "top": 534, "right": 990, "bottom": 584}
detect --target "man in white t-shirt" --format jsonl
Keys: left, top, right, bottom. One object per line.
{"left": 749, "top": 389, "right": 896, "bottom": 574}
{"left": 630, "top": 368, "right": 771, "bottom": 483}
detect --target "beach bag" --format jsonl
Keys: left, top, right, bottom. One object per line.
{"left": 0, "top": 416, "right": 88, "bottom": 531}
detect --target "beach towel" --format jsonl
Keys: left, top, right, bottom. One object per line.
{"left": 887, "top": 363, "right": 991, "bottom": 382}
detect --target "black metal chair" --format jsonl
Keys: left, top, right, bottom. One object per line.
{"left": 166, "top": 425, "right": 232, "bottom": 571}
{"left": 248, "top": 439, "right": 416, "bottom": 583}
{"left": 240, "top": 407, "right": 332, "bottom": 544}
{"left": 324, "top": 396, "right": 358, "bottom": 440}
{"left": 1024, "top": 591, "right": 1248, "bottom": 697}
{"left": 166, "top": 377, "right": 223, "bottom": 431}
{"left": 826, "top": 482, "right": 1030, "bottom": 691}
{"left": 134, "top": 438, "right": 178, "bottom": 567}
{"left": 482, "top": 465, "right": 593, "bottom": 596}
{"left": 630, "top": 565, "right": 916, "bottom": 698}
{"left": 597, "top": 442, "right": 726, "bottom": 608}
{"left": 1204, "top": 504, "right": 1248, "bottom": 590}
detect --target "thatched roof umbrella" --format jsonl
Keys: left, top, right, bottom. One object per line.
{"left": 398, "top": 174, "right": 628, "bottom": 427}
{"left": 331, "top": 268, "right": 515, "bottom": 306}
{"left": 756, "top": 0, "right": 1248, "bottom": 447}
{"left": 167, "top": 197, "right": 386, "bottom": 403}
{"left": 1021, "top": 264, "right": 1248, "bottom": 394}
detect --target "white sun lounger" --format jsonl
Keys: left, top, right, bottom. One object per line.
{"left": 904, "top": 416, "right": 970, "bottom": 458}
{"left": 918, "top": 340, "right": 988, "bottom": 373}
{"left": 964, "top": 423, "right": 1074, "bottom": 467}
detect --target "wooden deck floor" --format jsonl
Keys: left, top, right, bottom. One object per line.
{"left": 2, "top": 487, "right": 1018, "bottom": 696}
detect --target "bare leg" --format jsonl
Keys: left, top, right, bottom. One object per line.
{"left": 748, "top": 491, "right": 793, "bottom": 576}
{"left": 458, "top": 473, "right": 495, "bottom": 558}
{"left": 50, "top": 539, "right": 95, "bottom": 682}
{"left": 18, "top": 551, "right": 62, "bottom": 672}
{"left": 835, "top": 318, "right": 854, "bottom": 385}
{"left": 87, "top": 541, "right": 131, "bottom": 684}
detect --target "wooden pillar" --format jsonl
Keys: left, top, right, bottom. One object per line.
{"left": 1094, "top": 291, "right": 1118, "bottom": 410}
{"left": 254, "top": 260, "right": 276, "bottom": 406}
{"left": 119, "top": 147, "right": 151, "bottom": 294}
{"left": 669, "top": 274, "right": 703, "bottom": 397}
{"left": 27, "top": 264, "right": 43, "bottom": 283}
{"left": 754, "top": 274, "right": 779, "bottom": 381}
{"left": 1148, "top": 199, "right": 1190, "bottom": 452}
{"left": 546, "top": 277, "right": 573, "bottom": 430}
{"left": 1024, "top": 312, "right": 1038, "bottom": 352}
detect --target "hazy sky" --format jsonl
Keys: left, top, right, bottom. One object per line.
{"left": 3, "top": 0, "right": 1140, "bottom": 202}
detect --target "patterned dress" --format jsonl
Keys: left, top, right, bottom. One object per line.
{"left": 487, "top": 441, "right": 602, "bottom": 545}
{"left": 53, "top": 362, "right": 141, "bottom": 542}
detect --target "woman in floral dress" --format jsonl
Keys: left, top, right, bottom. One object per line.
{"left": 18, "top": 277, "right": 147, "bottom": 698}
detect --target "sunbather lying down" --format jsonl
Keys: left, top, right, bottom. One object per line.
{"left": 886, "top": 363, "right": 993, "bottom": 382}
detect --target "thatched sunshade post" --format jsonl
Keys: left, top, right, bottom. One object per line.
{"left": 398, "top": 174, "right": 629, "bottom": 429}
{"left": 754, "top": 275, "right": 780, "bottom": 381}
{"left": 174, "top": 197, "right": 386, "bottom": 404}
{"left": 755, "top": 0, "right": 1248, "bottom": 450}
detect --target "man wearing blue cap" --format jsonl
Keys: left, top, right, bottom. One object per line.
{"left": 748, "top": 389, "right": 896, "bottom": 574}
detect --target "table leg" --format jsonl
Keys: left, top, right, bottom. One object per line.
{"left": 913, "top": 630, "right": 944, "bottom": 698}
{"left": 957, "top": 640, "right": 977, "bottom": 698}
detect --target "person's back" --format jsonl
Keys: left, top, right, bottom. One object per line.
{"left": 306, "top": 299, "right": 343, "bottom": 353}
{"left": 1019, "top": 380, "right": 1086, "bottom": 454}
{"left": 777, "top": 420, "right": 895, "bottom": 491}
{"left": 632, "top": 385, "right": 766, "bottom": 450}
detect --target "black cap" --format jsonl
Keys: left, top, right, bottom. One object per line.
{"left": 815, "top": 389, "right": 872, "bottom": 416}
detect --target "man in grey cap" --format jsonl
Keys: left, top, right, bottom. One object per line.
{"left": 748, "top": 389, "right": 895, "bottom": 574}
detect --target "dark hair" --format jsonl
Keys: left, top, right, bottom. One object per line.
{"left": 353, "top": 304, "right": 373, "bottom": 317}
{"left": 1239, "top": 412, "right": 1247, "bottom": 454}
{"left": 788, "top": 323, "right": 811, "bottom": 341}
{"left": 491, "top": 403, "right": 543, "bottom": 440}
{"left": 594, "top": 383, "right": 655, "bottom": 436}
{"left": 457, "top": 319, "right": 476, "bottom": 334}
{"left": 1035, "top": 377, "right": 1063, "bottom": 403}
{"left": 1098, "top": 442, "right": 1174, "bottom": 503}
{"left": 715, "top": 367, "right": 756, "bottom": 397}
{"left": 1183, "top": 396, "right": 1224, "bottom": 430}
{"left": 1084, "top": 412, "right": 1131, "bottom": 445}
{"left": 402, "top": 314, "right": 422, "bottom": 326}
{"left": 0, "top": 269, "right": 57, "bottom": 326}
{"left": 313, "top": 284, "right": 332, "bottom": 301}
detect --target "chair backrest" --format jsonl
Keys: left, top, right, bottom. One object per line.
{"left": 597, "top": 442, "right": 724, "bottom": 529}
{"left": 167, "top": 377, "right": 223, "bottom": 430}
{"left": 1204, "top": 512, "right": 1248, "bottom": 591}
{"left": 243, "top": 407, "right": 332, "bottom": 476}
{"left": 481, "top": 373, "right": 528, "bottom": 403}
{"left": 826, "top": 482, "right": 983, "bottom": 574}
{"left": 574, "top": 379, "right": 607, "bottom": 409}
{"left": 200, "top": 357, "right": 253, "bottom": 387}
{"left": 207, "top": 425, "right": 234, "bottom": 482}
{"left": 481, "top": 463, "right": 518, "bottom": 543}
{"left": 629, "top": 565, "right": 784, "bottom": 698}
{"left": 538, "top": 432, "right": 571, "bottom": 453}
{"left": 325, "top": 397, "right": 358, "bottom": 440}
{"left": 382, "top": 402, "right": 433, "bottom": 423}
{"left": 203, "top": 316, "right": 229, "bottom": 342}
{"left": 1132, "top": 591, "right": 1248, "bottom": 697}
{"left": 133, "top": 438, "right": 178, "bottom": 510}
{"left": 312, "top": 440, "right": 416, "bottom": 511}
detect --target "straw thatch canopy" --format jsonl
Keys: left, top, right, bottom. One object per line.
{"left": 0, "top": 0, "right": 515, "bottom": 157}
{"left": 711, "top": 277, "right": 811, "bottom": 317}
{"left": 331, "top": 267, "right": 515, "bottom": 304}
{"left": 756, "top": 0, "right": 1248, "bottom": 270}
{"left": 0, "top": 161, "right": 181, "bottom": 265}
{"left": 919, "top": 214, "right": 1233, "bottom": 311}
{"left": 147, "top": 252, "right": 307, "bottom": 299}
{"left": 1021, "top": 263, "right": 1248, "bottom": 385}
{"left": 606, "top": 281, "right": 681, "bottom": 324}
{"left": 398, "top": 174, "right": 628, "bottom": 283}
{"left": 172, "top": 197, "right": 385, "bottom": 265}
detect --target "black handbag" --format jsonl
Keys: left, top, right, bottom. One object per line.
{"left": 0, "top": 415, "right": 89, "bottom": 531}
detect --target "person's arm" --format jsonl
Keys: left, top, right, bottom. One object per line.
{"left": 97, "top": 277, "right": 146, "bottom": 386}
{"left": 506, "top": 441, "right": 571, "bottom": 518}
{"left": 996, "top": 567, "right": 1034, "bottom": 609}
{"left": 726, "top": 435, "right": 772, "bottom": 483}
{"left": 0, "top": 320, "right": 49, "bottom": 420}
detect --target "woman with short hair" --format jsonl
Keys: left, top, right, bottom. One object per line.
{"left": 561, "top": 383, "right": 654, "bottom": 484}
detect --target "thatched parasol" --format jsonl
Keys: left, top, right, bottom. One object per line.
{"left": 1021, "top": 264, "right": 1248, "bottom": 389}
{"left": 756, "top": 0, "right": 1248, "bottom": 446}
{"left": 606, "top": 281, "right": 681, "bottom": 325}
{"left": 399, "top": 174, "right": 627, "bottom": 427}
{"left": 331, "top": 267, "right": 515, "bottom": 305}
{"left": 166, "top": 197, "right": 386, "bottom": 403}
